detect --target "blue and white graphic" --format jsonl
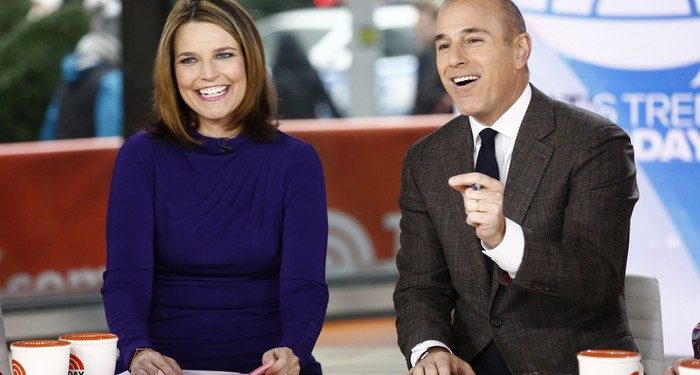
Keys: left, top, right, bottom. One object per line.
{"left": 516, "top": 0, "right": 700, "bottom": 356}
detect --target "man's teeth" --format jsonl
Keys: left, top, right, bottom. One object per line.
{"left": 453, "top": 75, "right": 479, "bottom": 84}
{"left": 198, "top": 86, "right": 227, "bottom": 97}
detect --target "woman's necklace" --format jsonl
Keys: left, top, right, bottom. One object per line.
{"left": 216, "top": 136, "right": 234, "bottom": 153}
{"left": 197, "top": 125, "right": 241, "bottom": 153}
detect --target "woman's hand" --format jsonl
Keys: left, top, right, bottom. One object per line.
{"left": 129, "top": 348, "right": 182, "bottom": 375}
{"left": 262, "top": 347, "right": 299, "bottom": 375}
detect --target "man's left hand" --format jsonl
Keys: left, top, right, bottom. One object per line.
{"left": 408, "top": 349, "right": 475, "bottom": 375}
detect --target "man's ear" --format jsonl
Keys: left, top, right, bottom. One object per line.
{"left": 513, "top": 32, "right": 532, "bottom": 70}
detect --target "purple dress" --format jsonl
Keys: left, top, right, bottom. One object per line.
{"left": 102, "top": 129, "right": 328, "bottom": 374}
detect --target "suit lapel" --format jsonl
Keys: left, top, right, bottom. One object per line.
{"left": 439, "top": 116, "right": 491, "bottom": 297}
{"left": 503, "top": 86, "right": 555, "bottom": 224}
{"left": 490, "top": 86, "right": 556, "bottom": 298}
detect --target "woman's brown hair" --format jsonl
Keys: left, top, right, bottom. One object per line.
{"left": 151, "top": 0, "right": 278, "bottom": 145}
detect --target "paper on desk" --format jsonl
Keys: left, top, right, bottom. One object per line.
{"left": 120, "top": 369, "right": 248, "bottom": 375}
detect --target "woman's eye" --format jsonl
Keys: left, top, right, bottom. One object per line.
{"left": 437, "top": 43, "right": 449, "bottom": 51}
{"left": 217, "top": 52, "right": 234, "bottom": 59}
{"left": 180, "top": 57, "right": 196, "bottom": 64}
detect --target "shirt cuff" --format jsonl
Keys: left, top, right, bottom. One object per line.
{"left": 410, "top": 340, "right": 451, "bottom": 367}
{"left": 482, "top": 217, "right": 524, "bottom": 279}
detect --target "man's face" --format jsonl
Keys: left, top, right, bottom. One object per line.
{"left": 435, "top": 0, "right": 527, "bottom": 125}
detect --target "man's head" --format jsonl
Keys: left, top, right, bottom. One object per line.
{"left": 435, "top": 0, "right": 531, "bottom": 124}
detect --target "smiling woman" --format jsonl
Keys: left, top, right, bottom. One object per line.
{"left": 151, "top": 0, "right": 278, "bottom": 145}
{"left": 101, "top": 1, "right": 329, "bottom": 375}
{"left": 173, "top": 21, "right": 248, "bottom": 138}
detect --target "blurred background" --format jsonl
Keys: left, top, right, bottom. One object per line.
{"left": 1, "top": 0, "right": 699, "bottom": 373}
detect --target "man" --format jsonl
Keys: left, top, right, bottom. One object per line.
{"left": 393, "top": 0, "right": 639, "bottom": 374}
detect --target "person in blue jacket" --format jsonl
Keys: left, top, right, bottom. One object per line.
{"left": 40, "top": 31, "right": 123, "bottom": 140}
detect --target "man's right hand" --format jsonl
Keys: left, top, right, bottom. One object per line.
{"left": 129, "top": 348, "right": 183, "bottom": 375}
{"left": 408, "top": 348, "right": 476, "bottom": 375}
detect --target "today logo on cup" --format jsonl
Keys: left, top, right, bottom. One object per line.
{"left": 68, "top": 353, "right": 85, "bottom": 374}
{"left": 58, "top": 333, "right": 118, "bottom": 375}
{"left": 12, "top": 359, "right": 26, "bottom": 375}
{"left": 577, "top": 349, "right": 644, "bottom": 375}
{"left": 10, "top": 339, "right": 71, "bottom": 375}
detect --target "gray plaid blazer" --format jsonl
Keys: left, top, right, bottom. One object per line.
{"left": 394, "top": 85, "right": 639, "bottom": 374}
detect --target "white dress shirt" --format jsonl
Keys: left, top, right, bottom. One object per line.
{"left": 409, "top": 85, "right": 532, "bottom": 367}
{"left": 469, "top": 85, "right": 530, "bottom": 278}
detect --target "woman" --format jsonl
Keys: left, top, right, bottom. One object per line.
{"left": 101, "top": 1, "right": 329, "bottom": 374}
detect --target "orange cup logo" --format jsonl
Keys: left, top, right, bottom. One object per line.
{"left": 68, "top": 353, "right": 85, "bottom": 375}
{"left": 11, "top": 360, "right": 26, "bottom": 375}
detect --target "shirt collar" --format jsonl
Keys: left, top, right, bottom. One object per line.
{"left": 470, "top": 84, "right": 532, "bottom": 144}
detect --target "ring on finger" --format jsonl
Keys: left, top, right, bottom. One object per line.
{"left": 475, "top": 199, "right": 480, "bottom": 212}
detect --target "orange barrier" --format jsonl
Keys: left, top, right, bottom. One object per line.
{"left": 0, "top": 137, "right": 123, "bottom": 297}
{"left": 282, "top": 116, "right": 447, "bottom": 277}
{"left": 0, "top": 115, "right": 449, "bottom": 298}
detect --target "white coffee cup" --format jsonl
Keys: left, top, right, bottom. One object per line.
{"left": 678, "top": 358, "right": 700, "bottom": 375}
{"left": 10, "top": 339, "right": 71, "bottom": 375}
{"left": 58, "top": 332, "right": 118, "bottom": 375}
{"left": 577, "top": 349, "right": 644, "bottom": 375}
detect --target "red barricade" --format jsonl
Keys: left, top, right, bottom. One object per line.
{"left": 0, "top": 115, "right": 448, "bottom": 298}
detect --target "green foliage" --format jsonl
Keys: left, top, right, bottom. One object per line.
{"left": 0, "top": 0, "right": 31, "bottom": 35}
{"left": 0, "top": 3, "right": 89, "bottom": 142}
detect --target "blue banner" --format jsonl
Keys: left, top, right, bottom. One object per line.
{"left": 515, "top": 0, "right": 700, "bottom": 356}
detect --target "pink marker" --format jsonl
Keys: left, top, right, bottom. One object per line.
{"left": 248, "top": 362, "right": 272, "bottom": 375}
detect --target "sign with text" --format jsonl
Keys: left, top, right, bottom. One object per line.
{"left": 515, "top": 0, "right": 700, "bottom": 356}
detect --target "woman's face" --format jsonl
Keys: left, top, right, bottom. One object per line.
{"left": 173, "top": 21, "right": 247, "bottom": 132}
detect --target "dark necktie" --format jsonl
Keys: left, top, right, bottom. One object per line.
{"left": 474, "top": 128, "right": 499, "bottom": 277}
{"left": 473, "top": 128, "right": 512, "bottom": 374}
{"left": 475, "top": 128, "right": 499, "bottom": 181}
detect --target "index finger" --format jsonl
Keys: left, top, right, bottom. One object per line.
{"left": 448, "top": 172, "right": 499, "bottom": 191}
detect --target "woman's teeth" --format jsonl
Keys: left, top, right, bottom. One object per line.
{"left": 198, "top": 85, "right": 227, "bottom": 98}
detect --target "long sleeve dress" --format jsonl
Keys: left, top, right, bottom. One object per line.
{"left": 102, "top": 129, "right": 329, "bottom": 374}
